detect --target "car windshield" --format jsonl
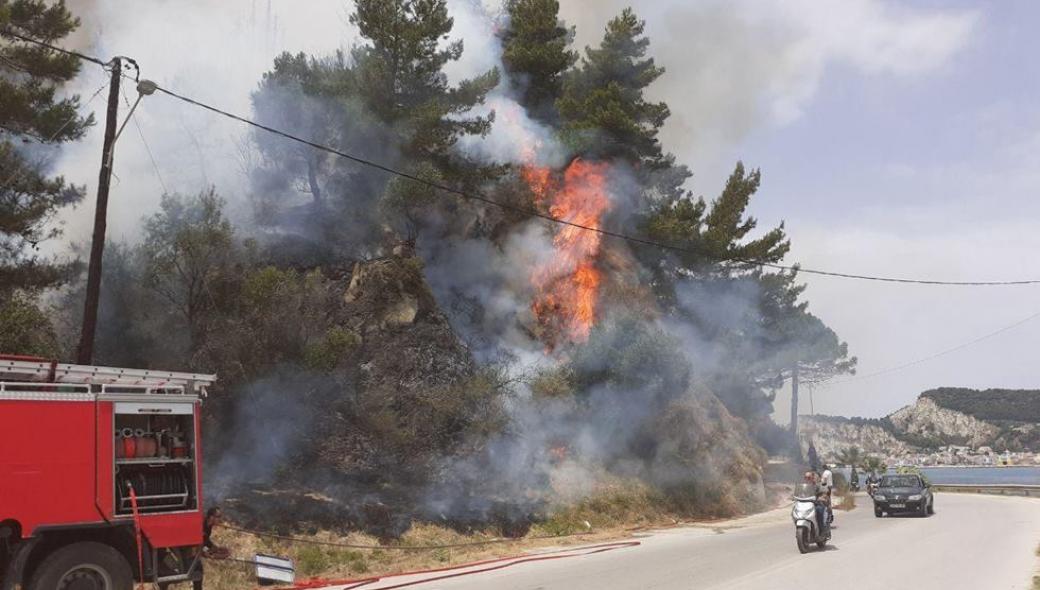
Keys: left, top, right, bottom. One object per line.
{"left": 880, "top": 475, "right": 920, "bottom": 488}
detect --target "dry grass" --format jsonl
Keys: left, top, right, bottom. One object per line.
{"left": 834, "top": 489, "right": 857, "bottom": 511}
{"left": 203, "top": 521, "right": 627, "bottom": 590}
{"left": 203, "top": 480, "right": 771, "bottom": 590}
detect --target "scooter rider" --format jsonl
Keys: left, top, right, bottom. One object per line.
{"left": 802, "top": 471, "right": 828, "bottom": 534}
{"left": 820, "top": 465, "right": 835, "bottom": 523}
{"left": 866, "top": 471, "right": 880, "bottom": 495}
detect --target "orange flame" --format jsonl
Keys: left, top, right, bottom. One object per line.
{"left": 523, "top": 159, "right": 611, "bottom": 349}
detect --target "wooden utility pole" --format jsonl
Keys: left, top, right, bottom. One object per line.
{"left": 790, "top": 363, "right": 800, "bottom": 434}
{"left": 76, "top": 58, "right": 122, "bottom": 364}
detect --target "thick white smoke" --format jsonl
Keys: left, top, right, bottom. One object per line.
{"left": 55, "top": 0, "right": 354, "bottom": 246}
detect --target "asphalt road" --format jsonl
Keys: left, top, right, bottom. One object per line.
{"left": 336, "top": 492, "right": 1040, "bottom": 590}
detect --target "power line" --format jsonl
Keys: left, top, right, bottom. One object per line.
{"left": 10, "top": 31, "right": 1040, "bottom": 287}
{"left": 146, "top": 85, "right": 1040, "bottom": 286}
{"left": 818, "top": 309, "right": 1040, "bottom": 387}
{"left": 0, "top": 28, "right": 107, "bottom": 66}
{"left": 120, "top": 86, "right": 169, "bottom": 195}
{"left": 0, "top": 81, "right": 109, "bottom": 193}
{"left": 149, "top": 84, "right": 1040, "bottom": 286}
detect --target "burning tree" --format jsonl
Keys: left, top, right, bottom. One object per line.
{"left": 40, "top": 0, "right": 859, "bottom": 534}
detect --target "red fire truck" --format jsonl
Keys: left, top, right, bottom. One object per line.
{"left": 0, "top": 355, "right": 216, "bottom": 590}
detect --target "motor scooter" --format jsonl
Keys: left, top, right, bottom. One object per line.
{"left": 792, "top": 483, "right": 830, "bottom": 553}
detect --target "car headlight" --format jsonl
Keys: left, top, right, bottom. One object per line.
{"left": 908, "top": 494, "right": 922, "bottom": 501}
{"left": 874, "top": 494, "right": 886, "bottom": 501}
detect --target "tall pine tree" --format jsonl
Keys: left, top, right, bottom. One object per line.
{"left": 251, "top": 0, "right": 501, "bottom": 247}
{"left": 500, "top": 0, "right": 576, "bottom": 124}
{"left": 557, "top": 8, "right": 668, "bottom": 166}
{"left": 350, "top": 0, "right": 498, "bottom": 174}
{"left": 0, "top": 0, "right": 91, "bottom": 291}
{"left": 639, "top": 162, "right": 855, "bottom": 421}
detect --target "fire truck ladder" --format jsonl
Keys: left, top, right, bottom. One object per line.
{"left": 0, "top": 356, "right": 216, "bottom": 396}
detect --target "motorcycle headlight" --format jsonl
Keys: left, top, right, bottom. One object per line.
{"left": 794, "top": 504, "right": 815, "bottom": 519}
{"left": 908, "top": 494, "right": 922, "bottom": 501}
{"left": 874, "top": 494, "right": 886, "bottom": 501}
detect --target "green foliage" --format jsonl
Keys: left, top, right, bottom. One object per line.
{"left": 141, "top": 188, "right": 234, "bottom": 348}
{"left": 304, "top": 327, "right": 361, "bottom": 371}
{"left": 569, "top": 312, "right": 688, "bottom": 394}
{"left": 349, "top": 0, "right": 501, "bottom": 237}
{"left": 295, "top": 545, "right": 330, "bottom": 577}
{"left": 353, "top": 368, "right": 511, "bottom": 477}
{"left": 637, "top": 162, "right": 855, "bottom": 420}
{"left": 251, "top": 0, "right": 501, "bottom": 253}
{"left": 0, "top": 291, "right": 58, "bottom": 356}
{"left": 348, "top": 0, "right": 499, "bottom": 164}
{"left": 862, "top": 456, "right": 887, "bottom": 475}
{"left": 922, "top": 387, "right": 1040, "bottom": 423}
{"left": 836, "top": 446, "right": 865, "bottom": 468}
{"left": 0, "top": 0, "right": 92, "bottom": 291}
{"left": 500, "top": 0, "right": 576, "bottom": 122}
{"left": 557, "top": 8, "right": 667, "bottom": 165}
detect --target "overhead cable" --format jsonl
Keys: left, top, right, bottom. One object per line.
{"left": 9, "top": 30, "right": 1040, "bottom": 287}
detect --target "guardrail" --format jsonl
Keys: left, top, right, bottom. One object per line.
{"left": 932, "top": 484, "right": 1040, "bottom": 498}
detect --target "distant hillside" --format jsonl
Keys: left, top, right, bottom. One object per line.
{"left": 799, "top": 414, "right": 910, "bottom": 459}
{"left": 922, "top": 387, "right": 1040, "bottom": 423}
{"left": 800, "top": 388, "right": 1040, "bottom": 458}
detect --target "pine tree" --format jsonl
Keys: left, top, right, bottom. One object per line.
{"left": 350, "top": 0, "right": 499, "bottom": 173}
{"left": 0, "top": 0, "right": 92, "bottom": 291}
{"left": 557, "top": 8, "right": 668, "bottom": 165}
{"left": 642, "top": 162, "right": 789, "bottom": 291}
{"left": 251, "top": 1, "right": 502, "bottom": 247}
{"left": 639, "top": 162, "right": 855, "bottom": 420}
{"left": 500, "top": 0, "right": 576, "bottom": 123}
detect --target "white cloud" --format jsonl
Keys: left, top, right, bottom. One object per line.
{"left": 560, "top": 0, "right": 978, "bottom": 183}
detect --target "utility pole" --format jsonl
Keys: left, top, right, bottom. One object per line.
{"left": 76, "top": 58, "right": 122, "bottom": 364}
{"left": 790, "top": 363, "right": 800, "bottom": 434}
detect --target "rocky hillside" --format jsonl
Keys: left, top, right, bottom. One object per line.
{"left": 801, "top": 388, "right": 1040, "bottom": 457}
{"left": 799, "top": 415, "right": 910, "bottom": 459}
{"left": 887, "top": 397, "right": 997, "bottom": 448}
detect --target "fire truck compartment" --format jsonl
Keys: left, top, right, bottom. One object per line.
{"left": 113, "top": 407, "right": 198, "bottom": 515}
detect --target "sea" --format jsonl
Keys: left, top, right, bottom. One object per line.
{"left": 840, "top": 466, "right": 1040, "bottom": 486}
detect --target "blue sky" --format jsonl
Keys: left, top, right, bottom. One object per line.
{"left": 560, "top": 0, "right": 1040, "bottom": 418}
{"left": 702, "top": 2, "right": 1040, "bottom": 418}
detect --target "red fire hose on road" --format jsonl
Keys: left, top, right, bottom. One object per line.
{"left": 211, "top": 523, "right": 640, "bottom": 589}
{"left": 280, "top": 540, "right": 641, "bottom": 590}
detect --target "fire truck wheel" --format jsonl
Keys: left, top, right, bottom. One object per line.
{"left": 28, "top": 541, "right": 133, "bottom": 590}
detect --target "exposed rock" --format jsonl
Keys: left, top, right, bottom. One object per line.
{"left": 318, "top": 253, "right": 477, "bottom": 476}
{"left": 800, "top": 389, "right": 1040, "bottom": 459}
{"left": 888, "top": 397, "right": 998, "bottom": 448}
{"left": 799, "top": 415, "right": 910, "bottom": 460}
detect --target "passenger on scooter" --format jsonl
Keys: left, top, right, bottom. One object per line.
{"left": 820, "top": 465, "right": 835, "bottom": 523}
{"left": 815, "top": 489, "right": 830, "bottom": 535}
